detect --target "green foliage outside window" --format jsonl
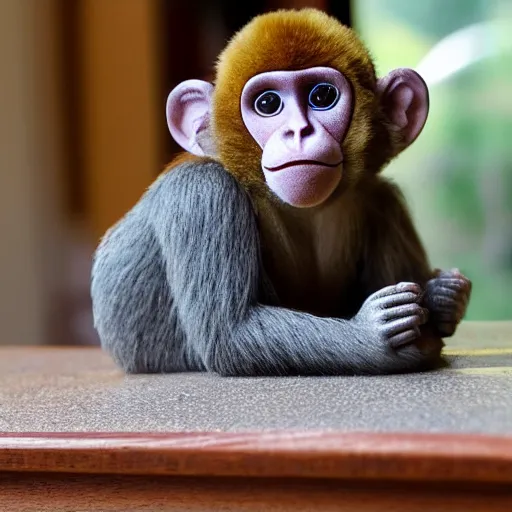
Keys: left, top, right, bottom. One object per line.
{"left": 354, "top": 0, "right": 512, "bottom": 320}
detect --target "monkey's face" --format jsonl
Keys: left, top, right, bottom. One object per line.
{"left": 240, "top": 67, "right": 352, "bottom": 208}
{"left": 166, "top": 10, "right": 429, "bottom": 208}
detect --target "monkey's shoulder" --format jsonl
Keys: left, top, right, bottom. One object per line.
{"left": 145, "top": 157, "right": 254, "bottom": 212}
{"left": 153, "top": 157, "right": 237, "bottom": 190}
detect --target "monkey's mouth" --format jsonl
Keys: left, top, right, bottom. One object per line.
{"left": 265, "top": 160, "right": 343, "bottom": 172}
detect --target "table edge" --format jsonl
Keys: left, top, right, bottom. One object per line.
{"left": 1, "top": 430, "right": 512, "bottom": 483}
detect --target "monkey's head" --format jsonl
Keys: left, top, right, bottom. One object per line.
{"left": 167, "top": 9, "right": 429, "bottom": 208}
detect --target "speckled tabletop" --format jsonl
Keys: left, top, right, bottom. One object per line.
{"left": 1, "top": 322, "right": 511, "bottom": 434}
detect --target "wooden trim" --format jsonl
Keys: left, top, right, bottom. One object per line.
{"left": 1, "top": 431, "right": 512, "bottom": 483}
{"left": 3, "top": 473, "right": 512, "bottom": 512}
{"left": 3, "top": 474, "right": 512, "bottom": 512}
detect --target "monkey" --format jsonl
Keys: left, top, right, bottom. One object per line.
{"left": 91, "top": 8, "right": 472, "bottom": 377}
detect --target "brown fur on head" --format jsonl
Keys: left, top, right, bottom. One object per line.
{"left": 212, "top": 8, "right": 393, "bottom": 195}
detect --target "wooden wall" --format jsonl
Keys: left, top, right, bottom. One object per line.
{"left": 77, "top": 0, "right": 164, "bottom": 241}
{"left": 0, "top": 0, "right": 66, "bottom": 345}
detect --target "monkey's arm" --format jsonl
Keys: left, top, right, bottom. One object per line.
{"left": 139, "top": 161, "right": 439, "bottom": 376}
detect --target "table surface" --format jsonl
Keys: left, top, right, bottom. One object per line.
{"left": 1, "top": 321, "right": 511, "bottom": 434}
{"left": 1, "top": 321, "right": 512, "bottom": 485}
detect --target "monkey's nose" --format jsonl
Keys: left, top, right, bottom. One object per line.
{"left": 283, "top": 121, "right": 314, "bottom": 148}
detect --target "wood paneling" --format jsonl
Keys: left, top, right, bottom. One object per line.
{"left": 78, "top": 0, "right": 163, "bottom": 240}
{"left": 0, "top": 0, "right": 66, "bottom": 345}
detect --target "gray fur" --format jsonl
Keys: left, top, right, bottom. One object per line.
{"left": 91, "top": 160, "right": 443, "bottom": 376}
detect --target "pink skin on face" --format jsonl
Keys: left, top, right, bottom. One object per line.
{"left": 241, "top": 67, "right": 353, "bottom": 208}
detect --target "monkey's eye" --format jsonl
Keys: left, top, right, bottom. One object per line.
{"left": 254, "top": 91, "right": 283, "bottom": 117}
{"left": 308, "top": 83, "right": 340, "bottom": 110}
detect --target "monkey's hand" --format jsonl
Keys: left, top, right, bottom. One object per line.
{"left": 423, "top": 269, "right": 472, "bottom": 337}
{"left": 355, "top": 282, "right": 429, "bottom": 349}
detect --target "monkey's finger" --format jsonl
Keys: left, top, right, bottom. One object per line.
{"left": 389, "top": 329, "right": 420, "bottom": 349}
{"left": 428, "top": 295, "right": 468, "bottom": 316}
{"left": 429, "top": 278, "right": 471, "bottom": 290}
{"left": 383, "top": 316, "right": 423, "bottom": 337}
{"left": 429, "top": 296, "right": 459, "bottom": 307}
{"left": 377, "top": 292, "right": 421, "bottom": 309}
{"left": 371, "top": 282, "right": 421, "bottom": 300}
{"left": 429, "top": 295, "right": 461, "bottom": 308}
{"left": 380, "top": 304, "right": 429, "bottom": 324}
{"left": 437, "top": 300, "right": 467, "bottom": 315}
{"left": 426, "top": 285, "right": 467, "bottom": 301}
{"left": 438, "top": 270, "right": 472, "bottom": 291}
{"left": 437, "top": 268, "right": 461, "bottom": 278}
{"left": 430, "top": 286, "right": 461, "bottom": 299}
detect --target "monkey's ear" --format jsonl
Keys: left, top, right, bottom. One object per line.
{"left": 166, "top": 80, "right": 215, "bottom": 156}
{"left": 377, "top": 68, "right": 429, "bottom": 152}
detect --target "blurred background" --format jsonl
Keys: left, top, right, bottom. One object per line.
{"left": 0, "top": 0, "right": 510, "bottom": 347}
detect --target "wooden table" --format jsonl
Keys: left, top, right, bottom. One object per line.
{"left": 1, "top": 321, "right": 512, "bottom": 511}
